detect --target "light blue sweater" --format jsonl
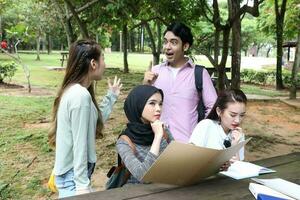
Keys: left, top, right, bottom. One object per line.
{"left": 54, "top": 84, "right": 117, "bottom": 191}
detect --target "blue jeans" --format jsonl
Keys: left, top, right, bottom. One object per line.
{"left": 55, "top": 163, "right": 95, "bottom": 199}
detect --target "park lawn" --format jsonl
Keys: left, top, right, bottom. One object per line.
{"left": 0, "top": 95, "right": 54, "bottom": 199}
{"left": 1, "top": 52, "right": 220, "bottom": 88}
{"left": 0, "top": 53, "right": 293, "bottom": 199}
{"left": 0, "top": 68, "right": 143, "bottom": 200}
{"left": 241, "top": 84, "right": 288, "bottom": 97}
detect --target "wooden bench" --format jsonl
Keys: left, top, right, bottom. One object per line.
{"left": 60, "top": 52, "right": 68, "bottom": 67}
{"left": 67, "top": 152, "right": 300, "bottom": 200}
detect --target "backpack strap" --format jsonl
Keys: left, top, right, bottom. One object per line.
{"left": 107, "top": 135, "right": 136, "bottom": 183}
{"left": 194, "top": 65, "right": 206, "bottom": 122}
{"left": 194, "top": 64, "right": 204, "bottom": 92}
{"left": 119, "top": 135, "right": 136, "bottom": 153}
{"left": 117, "top": 135, "right": 136, "bottom": 167}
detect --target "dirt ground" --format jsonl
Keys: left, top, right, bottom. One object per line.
{"left": 1, "top": 84, "right": 300, "bottom": 196}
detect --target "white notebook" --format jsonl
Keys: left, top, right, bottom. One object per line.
{"left": 249, "top": 183, "right": 294, "bottom": 200}
{"left": 252, "top": 178, "right": 300, "bottom": 200}
{"left": 220, "top": 161, "right": 276, "bottom": 179}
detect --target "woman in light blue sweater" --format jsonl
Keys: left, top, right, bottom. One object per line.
{"left": 48, "top": 39, "right": 122, "bottom": 198}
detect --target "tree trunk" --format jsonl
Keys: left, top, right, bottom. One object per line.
{"left": 213, "top": 28, "right": 220, "bottom": 68}
{"left": 276, "top": 27, "right": 284, "bottom": 89}
{"left": 65, "top": 0, "right": 89, "bottom": 39}
{"left": 64, "top": 4, "right": 76, "bottom": 45}
{"left": 156, "top": 21, "right": 162, "bottom": 65}
{"left": 36, "top": 35, "right": 41, "bottom": 61}
{"left": 144, "top": 21, "right": 160, "bottom": 65}
{"left": 47, "top": 33, "right": 51, "bottom": 54}
{"left": 275, "top": 0, "right": 287, "bottom": 90}
{"left": 0, "top": 16, "right": 2, "bottom": 41}
{"left": 130, "top": 30, "right": 136, "bottom": 52}
{"left": 230, "top": 0, "right": 241, "bottom": 90}
{"left": 203, "top": 0, "right": 261, "bottom": 91}
{"left": 289, "top": 33, "right": 300, "bottom": 99}
{"left": 137, "top": 26, "right": 141, "bottom": 52}
{"left": 52, "top": 0, "right": 75, "bottom": 47}
{"left": 266, "top": 47, "right": 272, "bottom": 58}
{"left": 257, "top": 44, "right": 262, "bottom": 56}
{"left": 119, "top": 31, "right": 122, "bottom": 52}
{"left": 141, "top": 24, "right": 144, "bottom": 53}
{"left": 123, "top": 24, "right": 129, "bottom": 73}
{"left": 218, "top": 27, "right": 230, "bottom": 91}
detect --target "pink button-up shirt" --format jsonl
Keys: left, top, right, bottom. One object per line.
{"left": 152, "top": 59, "right": 217, "bottom": 143}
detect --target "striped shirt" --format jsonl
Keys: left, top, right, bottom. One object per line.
{"left": 116, "top": 131, "right": 173, "bottom": 184}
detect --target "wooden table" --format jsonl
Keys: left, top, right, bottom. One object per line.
{"left": 60, "top": 52, "right": 68, "bottom": 67}
{"left": 65, "top": 152, "right": 300, "bottom": 200}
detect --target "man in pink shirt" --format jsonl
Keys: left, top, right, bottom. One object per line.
{"left": 143, "top": 22, "right": 217, "bottom": 143}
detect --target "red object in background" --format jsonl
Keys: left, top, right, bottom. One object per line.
{"left": 1, "top": 40, "right": 8, "bottom": 49}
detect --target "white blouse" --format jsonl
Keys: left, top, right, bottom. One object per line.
{"left": 189, "top": 119, "right": 245, "bottom": 160}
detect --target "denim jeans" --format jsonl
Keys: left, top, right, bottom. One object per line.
{"left": 55, "top": 163, "right": 95, "bottom": 199}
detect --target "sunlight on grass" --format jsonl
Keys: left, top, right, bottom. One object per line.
{"left": 241, "top": 84, "right": 288, "bottom": 97}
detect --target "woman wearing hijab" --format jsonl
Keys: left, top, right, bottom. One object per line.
{"left": 116, "top": 85, "right": 173, "bottom": 185}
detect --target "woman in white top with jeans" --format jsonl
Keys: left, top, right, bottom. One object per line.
{"left": 48, "top": 39, "right": 122, "bottom": 198}
{"left": 189, "top": 89, "right": 247, "bottom": 163}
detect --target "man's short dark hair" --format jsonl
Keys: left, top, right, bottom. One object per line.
{"left": 164, "top": 22, "right": 193, "bottom": 47}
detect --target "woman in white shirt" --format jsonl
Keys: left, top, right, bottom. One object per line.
{"left": 48, "top": 39, "right": 122, "bottom": 198}
{"left": 189, "top": 89, "right": 247, "bottom": 161}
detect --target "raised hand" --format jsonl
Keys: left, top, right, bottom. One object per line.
{"left": 143, "top": 61, "right": 158, "bottom": 85}
{"left": 108, "top": 76, "right": 123, "bottom": 96}
{"left": 150, "top": 120, "right": 164, "bottom": 139}
{"left": 231, "top": 127, "right": 243, "bottom": 146}
{"left": 149, "top": 120, "right": 164, "bottom": 156}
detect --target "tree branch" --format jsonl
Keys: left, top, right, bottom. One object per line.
{"left": 65, "top": 0, "right": 89, "bottom": 38}
{"left": 197, "top": 0, "right": 214, "bottom": 23}
{"left": 144, "top": 21, "right": 157, "bottom": 53}
{"left": 129, "top": 16, "right": 166, "bottom": 31}
{"left": 67, "top": 0, "right": 100, "bottom": 20}
{"left": 229, "top": 0, "right": 263, "bottom": 27}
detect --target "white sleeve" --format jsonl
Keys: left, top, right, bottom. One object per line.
{"left": 70, "top": 95, "right": 91, "bottom": 191}
{"left": 189, "top": 120, "right": 210, "bottom": 147}
{"left": 99, "top": 89, "right": 118, "bottom": 122}
{"left": 238, "top": 134, "right": 245, "bottom": 161}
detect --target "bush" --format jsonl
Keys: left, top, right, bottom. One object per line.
{"left": 0, "top": 62, "right": 18, "bottom": 83}
{"left": 240, "top": 69, "right": 300, "bottom": 87}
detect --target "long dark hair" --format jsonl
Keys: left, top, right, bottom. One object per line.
{"left": 48, "top": 39, "right": 104, "bottom": 147}
{"left": 207, "top": 89, "right": 247, "bottom": 121}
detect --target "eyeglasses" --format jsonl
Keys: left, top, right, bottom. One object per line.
{"left": 223, "top": 139, "right": 231, "bottom": 148}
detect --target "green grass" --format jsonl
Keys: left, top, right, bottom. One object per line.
{"left": 0, "top": 67, "right": 143, "bottom": 200}
{"left": 0, "top": 95, "right": 55, "bottom": 200}
{"left": 1, "top": 52, "right": 276, "bottom": 94}
{"left": 241, "top": 84, "right": 288, "bottom": 97}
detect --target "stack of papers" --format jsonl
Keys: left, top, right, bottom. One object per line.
{"left": 249, "top": 178, "right": 300, "bottom": 200}
{"left": 220, "top": 161, "right": 276, "bottom": 179}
